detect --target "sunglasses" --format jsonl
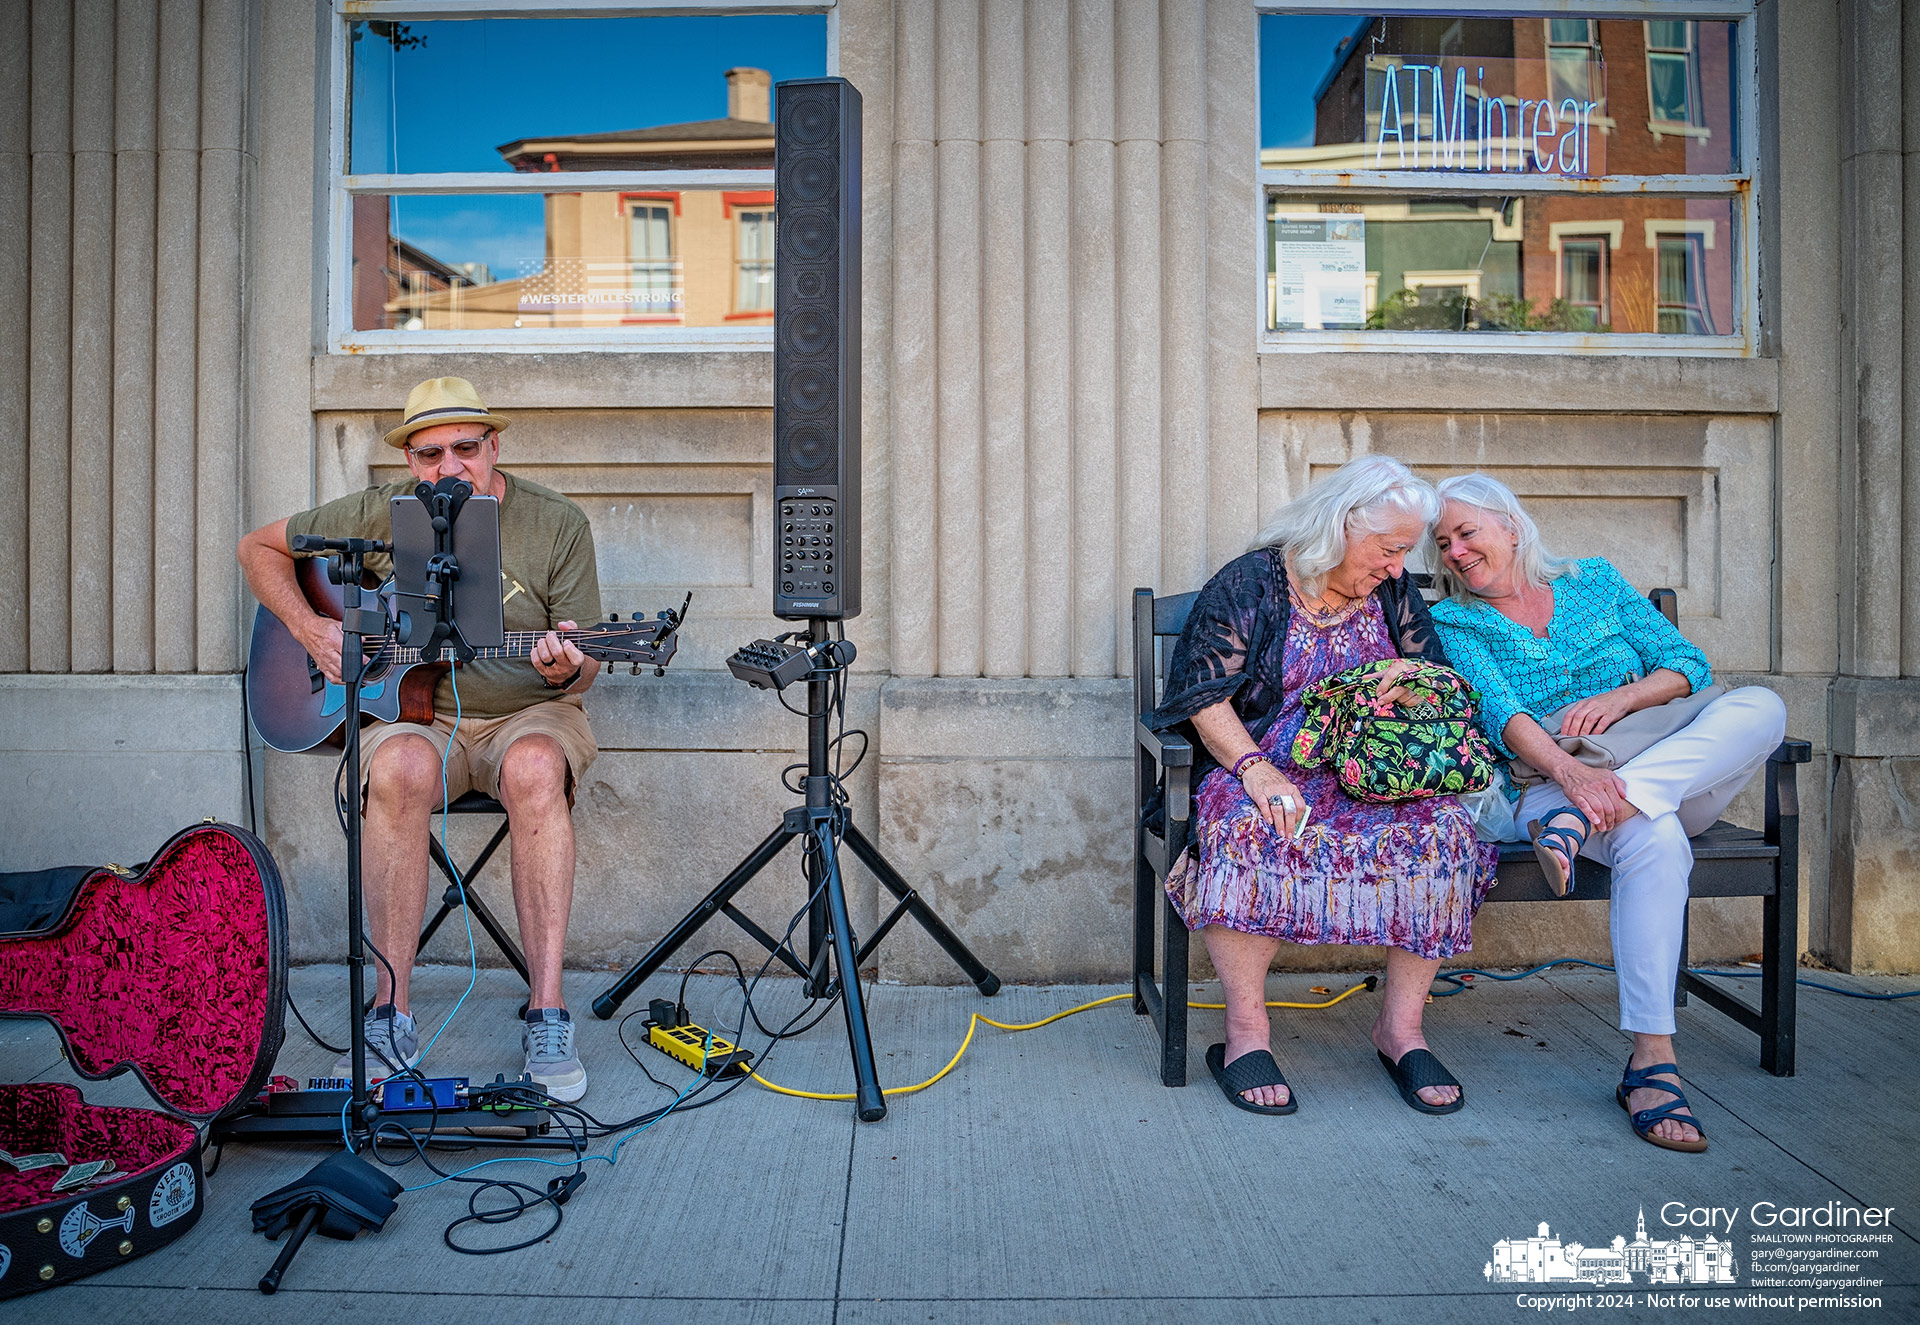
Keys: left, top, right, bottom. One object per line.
{"left": 406, "top": 435, "right": 489, "bottom": 464}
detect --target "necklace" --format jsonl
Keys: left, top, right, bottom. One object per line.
{"left": 1291, "top": 580, "right": 1362, "bottom": 620}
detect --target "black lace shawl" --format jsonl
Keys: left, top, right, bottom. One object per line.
{"left": 1145, "top": 547, "right": 1453, "bottom": 796}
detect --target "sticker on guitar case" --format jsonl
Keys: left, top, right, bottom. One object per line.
{"left": 0, "top": 1242, "right": 11, "bottom": 1281}
{"left": 58, "top": 1201, "right": 135, "bottom": 1258}
{"left": 148, "top": 1162, "right": 197, "bottom": 1228}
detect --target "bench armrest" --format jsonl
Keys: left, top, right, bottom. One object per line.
{"left": 1769, "top": 739, "right": 1812, "bottom": 765}
{"left": 1135, "top": 720, "right": 1192, "bottom": 766}
{"left": 1136, "top": 722, "right": 1193, "bottom": 823}
{"left": 1764, "top": 738, "right": 1809, "bottom": 845}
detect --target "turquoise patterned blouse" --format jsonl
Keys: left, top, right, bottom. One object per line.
{"left": 1428, "top": 558, "right": 1714, "bottom": 758}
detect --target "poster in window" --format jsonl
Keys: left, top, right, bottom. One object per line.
{"left": 1273, "top": 215, "right": 1367, "bottom": 330}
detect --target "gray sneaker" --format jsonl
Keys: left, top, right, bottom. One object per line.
{"left": 333, "top": 1004, "right": 419, "bottom": 1079}
{"left": 523, "top": 1008, "right": 587, "bottom": 1102}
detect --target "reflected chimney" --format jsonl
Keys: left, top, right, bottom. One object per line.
{"left": 726, "top": 67, "right": 772, "bottom": 123}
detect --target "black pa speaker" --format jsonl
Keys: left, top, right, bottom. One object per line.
{"left": 773, "top": 77, "right": 860, "bottom": 620}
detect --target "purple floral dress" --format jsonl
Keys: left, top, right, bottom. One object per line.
{"left": 1168, "top": 593, "right": 1498, "bottom": 960}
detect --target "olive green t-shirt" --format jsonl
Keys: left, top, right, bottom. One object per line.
{"left": 286, "top": 470, "right": 602, "bottom": 718}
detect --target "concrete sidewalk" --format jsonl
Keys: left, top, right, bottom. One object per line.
{"left": 5, "top": 961, "right": 1916, "bottom": 1324}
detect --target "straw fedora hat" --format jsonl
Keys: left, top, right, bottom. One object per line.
{"left": 383, "top": 377, "right": 511, "bottom": 449}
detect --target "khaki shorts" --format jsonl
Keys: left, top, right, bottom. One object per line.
{"left": 359, "top": 696, "right": 598, "bottom": 805}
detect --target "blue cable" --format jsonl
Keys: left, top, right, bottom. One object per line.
{"left": 400, "top": 1029, "right": 713, "bottom": 1193}
{"left": 402, "top": 1151, "right": 604, "bottom": 1195}
{"left": 1429, "top": 958, "right": 1616, "bottom": 995}
{"left": 414, "top": 665, "right": 481, "bottom": 1068}
{"left": 1680, "top": 969, "right": 1920, "bottom": 1000}
{"left": 605, "top": 1028, "right": 714, "bottom": 1166}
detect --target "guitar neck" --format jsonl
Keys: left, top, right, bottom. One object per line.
{"left": 380, "top": 630, "right": 600, "bottom": 666}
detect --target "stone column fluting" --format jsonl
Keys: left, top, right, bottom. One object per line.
{"left": 1829, "top": 0, "right": 1917, "bottom": 972}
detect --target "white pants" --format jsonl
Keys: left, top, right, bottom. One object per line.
{"left": 1517, "top": 686, "right": 1788, "bottom": 1035}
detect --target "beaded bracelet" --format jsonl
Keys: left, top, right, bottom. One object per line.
{"left": 1231, "top": 751, "right": 1269, "bottom": 780}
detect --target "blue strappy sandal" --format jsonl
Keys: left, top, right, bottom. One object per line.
{"left": 1617, "top": 1061, "right": 1710, "bottom": 1153}
{"left": 1527, "top": 806, "right": 1591, "bottom": 897}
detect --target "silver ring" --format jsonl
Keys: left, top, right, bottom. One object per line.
{"left": 1268, "top": 795, "right": 1297, "bottom": 811}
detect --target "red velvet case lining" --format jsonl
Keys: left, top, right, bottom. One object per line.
{"left": 0, "top": 1082, "right": 195, "bottom": 1213}
{"left": 0, "top": 830, "right": 272, "bottom": 1119}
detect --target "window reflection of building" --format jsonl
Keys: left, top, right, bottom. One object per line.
{"left": 1559, "top": 236, "right": 1609, "bottom": 329}
{"left": 1646, "top": 21, "right": 1700, "bottom": 127}
{"left": 1546, "top": 18, "right": 1600, "bottom": 106}
{"left": 351, "top": 195, "right": 475, "bottom": 331}
{"left": 1657, "top": 233, "right": 1712, "bottom": 333}
{"left": 624, "top": 198, "right": 679, "bottom": 322}
{"left": 1265, "top": 16, "right": 1737, "bottom": 337}
{"left": 733, "top": 206, "right": 776, "bottom": 314}
{"left": 504, "top": 66, "right": 774, "bottom": 331}
{"left": 1267, "top": 195, "right": 1524, "bottom": 331}
{"left": 384, "top": 67, "right": 776, "bottom": 331}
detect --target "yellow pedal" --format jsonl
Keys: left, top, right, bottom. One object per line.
{"left": 646, "top": 1021, "right": 754, "bottom": 1078}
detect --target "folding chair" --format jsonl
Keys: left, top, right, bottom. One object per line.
{"left": 364, "top": 791, "right": 532, "bottom": 1018}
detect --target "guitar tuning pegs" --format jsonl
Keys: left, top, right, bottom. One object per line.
{"left": 629, "top": 662, "right": 640, "bottom": 676}
{"left": 610, "top": 613, "right": 619, "bottom": 621}
{"left": 654, "top": 666, "right": 666, "bottom": 678}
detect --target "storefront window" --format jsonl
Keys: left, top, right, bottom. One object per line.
{"left": 1259, "top": 8, "right": 1750, "bottom": 348}
{"left": 333, "top": 9, "right": 826, "bottom": 347}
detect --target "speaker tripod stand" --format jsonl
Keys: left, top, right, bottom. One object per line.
{"left": 591, "top": 620, "right": 999, "bottom": 1121}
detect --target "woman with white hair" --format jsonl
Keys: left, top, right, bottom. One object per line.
{"left": 1148, "top": 456, "right": 1499, "bottom": 1117}
{"left": 1427, "top": 472, "right": 1787, "bottom": 1154}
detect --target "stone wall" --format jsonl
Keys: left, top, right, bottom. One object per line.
{"left": 1, "top": 0, "right": 1916, "bottom": 978}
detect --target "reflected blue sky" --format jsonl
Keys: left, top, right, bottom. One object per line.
{"left": 356, "top": 15, "right": 825, "bottom": 279}
{"left": 1261, "top": 14, "right": 1373, "bottom": 149}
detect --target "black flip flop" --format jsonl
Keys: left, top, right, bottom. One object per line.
{"left": 1377, "top": 1048, "right": 1466, "bottom": 1114}
{"left": 1206, "top": 1042, "right": 1298, "bottom": 1115}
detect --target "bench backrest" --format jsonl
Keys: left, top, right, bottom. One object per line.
{"left": 1132, "top": 574, "right": 1679, "bottom": 719}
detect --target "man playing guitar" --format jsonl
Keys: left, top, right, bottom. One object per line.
{"left": 238, "top": 377, "right": 601, "bottom": 1102}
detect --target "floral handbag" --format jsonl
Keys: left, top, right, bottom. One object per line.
{"left": 1291, "top": 659, "right": 1499, "bottom": 803}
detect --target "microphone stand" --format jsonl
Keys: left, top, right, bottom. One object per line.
{"left": 292, "top": 533, "right": 391, "bottom": 1146}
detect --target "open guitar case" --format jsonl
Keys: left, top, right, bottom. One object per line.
{"left": 0, "top": 822, "right": 287, "bottom": 1299}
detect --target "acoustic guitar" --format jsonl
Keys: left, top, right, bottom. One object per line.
{"left": 247, "top": 556, "right": 684, "bottom": 754}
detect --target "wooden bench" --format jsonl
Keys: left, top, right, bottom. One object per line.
{"left": 1130, "top": 584, "right": 1812, "bottom": 1087}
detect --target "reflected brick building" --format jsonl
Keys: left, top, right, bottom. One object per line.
{"left": 1277, "top": 16, "right": 1737, "bottom": 334}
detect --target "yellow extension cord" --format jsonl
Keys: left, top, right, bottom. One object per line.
{"left": 747, "top": 979, "right": 1376, "bottom": 1102}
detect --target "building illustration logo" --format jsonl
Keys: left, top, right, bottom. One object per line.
{"left": 1487, "top": 1208, "right": 1738, "bottom": 1285}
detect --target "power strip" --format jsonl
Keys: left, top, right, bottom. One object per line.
{"left": 645, "top": 1021, "right": 754, "bottom": 1078}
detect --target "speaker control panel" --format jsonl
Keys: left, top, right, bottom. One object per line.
{"left": 775, "top": 486, "right": 850, "bottom": 618}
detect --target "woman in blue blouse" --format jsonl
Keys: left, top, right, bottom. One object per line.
{"left": 1426, "top": 473, "right": 1785, "bottom": 1154}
